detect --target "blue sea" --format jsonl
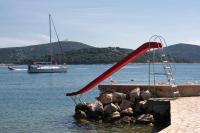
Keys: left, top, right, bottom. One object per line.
{"left": 0, "top": 64, "right": 200, "bottom": 133}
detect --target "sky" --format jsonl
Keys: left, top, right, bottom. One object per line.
{"left": 1, "top": 0, "right": 200, "bottom": 49}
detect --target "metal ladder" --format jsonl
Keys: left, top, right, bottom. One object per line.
{"left": 148, "top": 35, "right": 180, "bottom": 98}
{"left": 159, "top": 48, "right": 180, "bottom": 98}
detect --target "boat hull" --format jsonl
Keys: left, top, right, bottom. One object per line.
{"left": 28, "top": 65, "right": 67, "bottom": 73}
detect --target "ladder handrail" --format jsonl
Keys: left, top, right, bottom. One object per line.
{"left": 149, "top": 35, "right": 180, "bottom": 98}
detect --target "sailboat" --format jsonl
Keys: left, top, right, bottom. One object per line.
{"left": 28, "top": 14, "right": 67, "bottom": 73}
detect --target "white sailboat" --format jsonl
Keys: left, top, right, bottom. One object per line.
{"left": 28, "top": 14, "right": 67, "bottom": 73}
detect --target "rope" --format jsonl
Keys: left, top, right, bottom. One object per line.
{"left": 70, "top": 96, "right": 78, "bottom": 105}
{"left": 49, "top": 14, "right": 65, "bottom": 64}
{"left": 69, "top": 93, "right": 87, "bottom": 105}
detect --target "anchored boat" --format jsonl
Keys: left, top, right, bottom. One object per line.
{"left": 28, "top": 62, "right": 67, "bottom": 73}
{"left": 28, "top": 14, "right": 67, "bottom": 73}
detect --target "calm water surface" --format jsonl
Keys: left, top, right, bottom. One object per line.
{"left": 0, "top": 64, "right": 200, "bottom": 133}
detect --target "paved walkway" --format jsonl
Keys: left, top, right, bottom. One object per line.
{"left": 160, "top": 97, "right": 200, "bottom": 133}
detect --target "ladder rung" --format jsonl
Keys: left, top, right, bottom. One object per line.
{"left": 173, "top": 91, "right": 180, "bottom": 95}
{"left": 150, "top": 72, "right": 167, "bottom": 75}
{"left": 164, "top": 66, "right": 170, "bottom": 69}
{"left": 161, "top": 54, "right": 166, "bottom": 57}
{"left": 171, "top": 84, "right": 177, "bottom": 87}
{"left": 168, "top": 78, "right": 174, "bottom": 81}
{"left": 167, "top": 72, "right": 172, "bottom": 75}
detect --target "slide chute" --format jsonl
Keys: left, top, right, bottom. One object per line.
{"left": 66, "top": 42, "right": 162, "bottom": 96}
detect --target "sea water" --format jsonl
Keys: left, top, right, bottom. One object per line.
{"left": 0, "top": 64, "right": 200, "bottom": 133}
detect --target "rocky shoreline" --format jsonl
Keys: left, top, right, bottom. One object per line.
{"left": 74, "top": 88, "right": 155, "bottom": 125}
{"left": 0, "top": 64, "right": 15, "bottom": 67}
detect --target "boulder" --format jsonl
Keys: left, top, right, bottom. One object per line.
{"left": 105, "top": 111, "right": 121, "bottom": 122}
{"left": 129, "top": 88, "right": 140, "bottom": 99}
{"left": 136, "top": 114, "right": 154, "bottom": 124}
{"left": 114, "top": 103, "right": 121, "bottom": 112}
{"left": 88, "top": 101, "right": 103, "bottom": 112}
{"left": 104, "top": 103, "right": 118, "bottom": 114}
{"left": 112, "top": 92, "right": 126, "bottom": 103}
{"left": 120, "top": 99, "right": 133, "bottom": 110}
{"left": 98, "top": 93, "right": 113, "bottom": 105}
{"left": 74, "top": 110, "right": 87, "bottom": 119}
{"left": 75, "top": 102, "right": 89, "bottom": 113}
{"left": 130, "top": 97, "right": 136, "bottom": 103}
{"left": 87, "top": 101, "right": 104, "bottom": 119}
{"left": 135, "top": 100, "right": 148, "bottom": 112}
{"left": 111, "top": 111, "right": 121, "bottom": 119}
{"left": 120, "top": 116, "right": 136, "bottom": 124}
{"left": 141, "top": 90, "right": 151, "bottom": 100}
{"left": 120, "top": 107, "right": 134, "bottom": 116}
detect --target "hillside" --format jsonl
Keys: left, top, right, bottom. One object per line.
{"left": 164, "top": 43, "right": 200, "bottom": 63}
{"left": 0, "top": 42, "right": 200, "bottom": 64}
{"left": 30, "top": 47, "right": 132, "bottom": 64}
{"left": 22, "top": 43, "right": 200, "bottom": 64}
{"left": 0, "top": 41, "right": 94, "bottom": 64}
{"left": 134, "top": 43, "right": 200, "bottom": 63}
{"left": 64, "top": 47, "right": 132, "bottom": 64}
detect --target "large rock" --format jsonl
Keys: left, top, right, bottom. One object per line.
{"left": 74, "top": 110, "right": 87, "bottom": 119}
{"left": 135, "top": 100, "right": 148, "bottom": 112}
{"left": 88, "top": 101, "right": 103, "bottom": 112}
{"left": 129, "top": 88, "right": 140, "bottom": 99}
{"left": 141, "top": 90, "right": 151, "bottom": 100}
{"left": 114, "top": 116, "right": 136, "bottom": 124}
{"left": 87, "top": 101, "right": 104, "bottom": 119}
{"left": 112, "top": 92, "right": 126, "bottom": 103}
{"left": 120, "top": 99, "right": 133, "bottom": 110}
{"left": 111, "top": 111, "right": 120, "bottom": 119}
{"left": 114, "top": 103, "right": 121, "bottom": 112}
{"left": 104, "top": 103, "right": 118, "bottom": 114}
{"left": 98, "top": 93, "right": 113, "bottom": 105}
{"left": 120, "top": 116, "right": 136, "bottom": 124}
{"left": 130, "top": 97, "right": 136, "bottom": 103}
{"left": 75, "top": 102, "right": 89, "bottom": 113}
{"left": 120, "top": 107, "right": 133, "bottom": 116}
{"left": 136, "top": 114, "right": 154, "bottom": 124}
{"left": 105, "top": 111, "right": 121, "bottom": 122}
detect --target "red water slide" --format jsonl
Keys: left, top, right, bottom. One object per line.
{"left": 66, "top": 42, "right": 162, "bottom": 96}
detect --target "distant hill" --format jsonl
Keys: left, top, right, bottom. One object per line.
{"left": 164, "top": 43, "right": 200, "bottom": 63}
{"left": 21, "top": 43, "right": 200, "bottom": 64}
{"left": 0, "top": 41, "right": 94, "bottom": 64}
{"left": 0, "top": 42, "right": 200, "bottom": 64}
{"left": 64, "top": 47, "right": 132, "bottom": 64}
{"left": 31, "top": 47, "right": 132, "bottom": 64}
{"left": 134, "top": 43, "right": 200, "bottom": 63}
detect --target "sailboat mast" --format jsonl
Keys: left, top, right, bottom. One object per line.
{"left": 49, "top": 14, "right": 53, "bottom": 64}
{"left": 50, "top": 15, "right": 65, "bottom": 64}
{"left": 49, "top": 14, "right": 52, "bottom": 44}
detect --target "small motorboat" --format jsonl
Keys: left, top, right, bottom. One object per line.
{"left": 8, "top": 66, "right": 15, "bottom": 71}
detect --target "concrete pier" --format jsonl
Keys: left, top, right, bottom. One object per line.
{"left": 99, "top": 83, "right": 200, "bottom": 97}
{"left": 160, "top": 97, "right": 200, "bottom": 133}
